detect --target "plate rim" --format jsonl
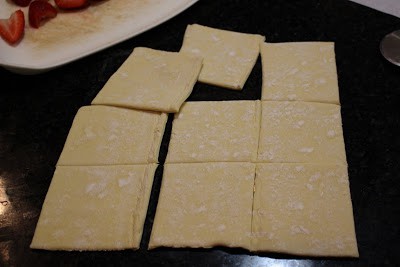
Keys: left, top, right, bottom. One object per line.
{"left": 0, "top": 0, "right": 199, "bottom": 74}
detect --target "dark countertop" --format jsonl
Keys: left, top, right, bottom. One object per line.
{"left": 1, "top": 0, "right": 400, "bottom": 266}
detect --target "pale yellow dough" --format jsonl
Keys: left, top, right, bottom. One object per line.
{"left": 56, "top": 105, "right": 167, "bottom": 166}
{"left": 252, "top": 163, "right": 359, "bottom": 257}
{"left": 165, "top": 100, "right": 261, "bottom": 163}
{"left": 257, "top": 101, "right": 347, "bottom": 164}
{"left": 149, "top": 162, "right": 255, "bottom": 250}
{"left": 180, "top": 24, "right": 265, "bottom": 90}
{"left": 261, "top": 42, "right": 340, "bottom": 104}
{"left": 92, "top": 47, "right": 203, "bottom": 113}
{"left": 30, "top": 164, "right": 157, "bottom": 251}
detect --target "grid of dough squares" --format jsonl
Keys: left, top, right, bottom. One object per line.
{"left": 30, "top": 23, "right": 358, "bottom": 257}
{"left": 30, "top": 24, "right": 265, "bottom": 252}
{"left": 150, "top": 41, "right": 358, "bottom": 257}
{"left": 30, "top": 105, "right": 168, "bottom": 251}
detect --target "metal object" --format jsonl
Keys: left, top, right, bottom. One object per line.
{"left": 380, "top": 29, "right": 400, "bottom": 66}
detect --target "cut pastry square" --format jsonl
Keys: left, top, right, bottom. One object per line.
{"left": 30, "top": 164, "right": 157, "bottom": 251}
{"left": 252, "top": 163, "right": 359, "bottom": 257}
{"left": 257, "top": 101, "right": 347, "bottom": 164}
{"left": 180, "top": 24, "right": 265, "bottom": 90}
{"left": 166, "top": 100, "right": 261, "bottom": 163}
{"left": 261, "top": 42, "right": 340, "bottom": 104}
{"left": 92, "top": 47, "right": 202, "bottom": 113}
{"left": 149, "top": 162, "right": 255, "bottom": 250}
{"left": 57, "top": 105, "right": 167, "bottom": 166}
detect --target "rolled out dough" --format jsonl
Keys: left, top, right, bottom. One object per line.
{"left": 260, "top": 42, "right": 340, "bottom": 104}
{"left": 180, "top": 24, "right": 265, "bottom": 90}
{"left": 257, "top": 101, "right": 347, "bottom": 164}
{"left": 149, "top": 162, "right": 255, "bottom": 250}
{"left": 57, "top": 105, "right": 167, "bottom": 166}
{"left": 165, "top": 100, "right": 261, "bottom": 163}
{"left": 30, "top": 164, "right": 157, "bottom": 251}
{"left": 92, "top": 47, "right": 203, "bottom": 113}
{"left": 252, "top": 163, "right": 359, "bottom": 257}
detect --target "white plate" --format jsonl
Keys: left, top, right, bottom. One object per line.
{"left": 0, "top": 0, "right": 198, "bottom": 75}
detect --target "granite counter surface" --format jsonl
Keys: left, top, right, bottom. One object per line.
{"left": 1, "top": 0, "right": 399, "bottom": 266}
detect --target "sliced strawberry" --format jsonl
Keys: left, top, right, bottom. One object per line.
{"left": 29, "top": 1, "right": 58, "bottom": 29}
{"left": 0, "top": 10, "right": 25, "bottom": 45}
{"left": 11, "top": 0, "right": 32, "bottom": 7}
{"left": 54, "top": 0, "right": 89, "bottom": 9}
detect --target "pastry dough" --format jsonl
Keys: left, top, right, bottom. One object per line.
{"left": 92, "top": 47, "right": 203, "bottom": 113}
{"left": 149, "top": 162, "right": 255, "bottom": 250}
{"left": 30, "top": 164, "right": 157, "bottom": 251}
{"left": 180, "top": 24, "right": 265, "bottom": 90}
{"left": 261, "top": 42, "right": 340, "bottom": 104}
{"left": 57, "top": 105, "right": 167, "bottom": 166}
{"left": 165, "top": 100, "right": 261, "bottom": 163}
{"left": 257, "top": 101, "right": 347, "bottom": 164}
{"left": 252, "top": 163, "right": 358, "bottom": 257}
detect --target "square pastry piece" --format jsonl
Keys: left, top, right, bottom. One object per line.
{"left": 261, "top": 42, "right": 340, "bottom": 104}
{"left": 257, "top": 101, "right": 347, "bottom": 164}
{"left": 149, "top": 162, "right": 255, "bottom": 249}
{"left": 30, "top": 164, "right": 157, "bottom": 251}
{"left": 252, "top": 163, "right": 359, "bottom": 257}
{"left": 57, "top": 105, "right": 167, "bottom": 166}
{"left": 92, "top": 47, "right": 202, "bottom": 113}
{"left": 180, "top": 24, "right": 265, "bottom": 90}
{"left": 166, "top": 100, "right": 261, "bottom": 163}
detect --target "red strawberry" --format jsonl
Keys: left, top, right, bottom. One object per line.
{"left": 11, "top": 0, "right": 32, "bottom": 7}
{"left": 29, "top": 1, "right": 58, "bottom": 29}
{"left": 0, "top": 10, "right": 25, "bottom": 45}
{"left": 54, "top": 0, "right": 89, "bottom": 9}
